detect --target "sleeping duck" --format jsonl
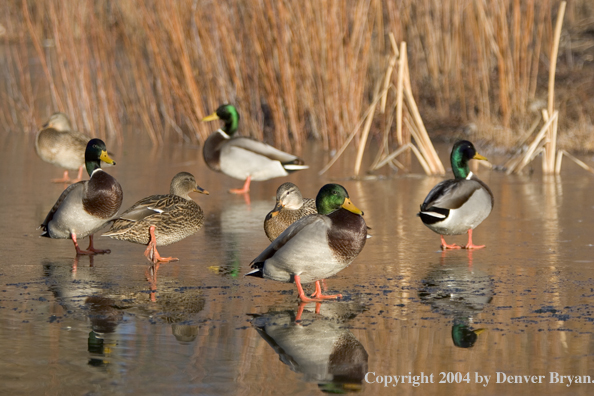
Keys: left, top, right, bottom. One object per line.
{"left": 418, "top": 140, "right": 493, "bottom": 249}
{"left": 248, "top": 184, "right": 367, "bottom": 302}
{"left": 264, "top": 182, "right": 317, "bottom": 241}
{"left": 103, "top": 172, "right": 208, "bottom": 264}
{"left": 201, "top": 104, "right": 308, "bottom": 194}
{"left": 40, "top": 138, "right": 123, "bottom": 255}
{"left": 35, "top": 112, "right": 92, "bottom": 183}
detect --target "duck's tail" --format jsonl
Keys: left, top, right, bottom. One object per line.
{"left": 282, "top": 158, "right": 309, "bottom": 173}
{"left": 245, "top": 262, "right": 264, "bottom": 278}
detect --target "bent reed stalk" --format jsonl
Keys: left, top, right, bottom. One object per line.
{"left": 1, "top": 1, "right": 592, "bottom": 154}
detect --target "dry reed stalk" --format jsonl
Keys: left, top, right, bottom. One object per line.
{"left": 370, "top": 105, "right": 397, "bottom": 170}
{"left": 372, "top": 143, "right": 412, "bottom": 171}
{"left": 4, "top": 0, "right": 591, "bottom": 156}
{"left": 502, "top": 114, "right": 542, "bottom": 170}
{"left": 509, "top": 110, "right": 558, "bottom": 174}
{"left": 402, "top": 58, "right": 445, "bottom": 174}
{"left": 22, "top": 0, "right": 63, "bottom": 112}
{"left": 555, "top": 150, "right": 594, "bottom": 174}
{"left": 395, "top": 40, "right": 405, "bottom": 146}
{"left": 354, "top": 82, "right": 381, "bottom": 175}
{"left": 544, "top": 1, "right": 566, "bottom": 174}
{"left": 318, "top": 86, "right": 387, "bottom": 176}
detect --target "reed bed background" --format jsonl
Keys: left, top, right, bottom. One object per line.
{"left": 1, "top": 0, "right": 593, "bottom": 152}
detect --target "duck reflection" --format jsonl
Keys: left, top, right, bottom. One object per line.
{"left": 42, "top": 256, "right": 102, "bottom": 307}
{"left": 85, "top": 296, "right": 121, "bottom": 368}
{"left": 145, "top": 263, "right": 206, "bottom": 344}
{"left": 250, "top": 301, "right": 368, "bottom": 393}
{"left": 418, "top": 253, "right": 493, "bottom": 348}
{"left": 204, "top": 199, "right": 271, "bottom": 277}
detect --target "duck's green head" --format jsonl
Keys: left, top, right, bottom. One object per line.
{"left": 85, "top": 138, "right": 116, "bottom": 175}
{"left": 201, "top": 104, "right": 240, "bottom": 135}
{"left": 316, "top": 184, "right": 363, "bottom": 216}
{"left": 452, "top": 323, "right": 486, "bottom": 348}
{"left": 450, "top": 140, "right": 488, "bottom": 179}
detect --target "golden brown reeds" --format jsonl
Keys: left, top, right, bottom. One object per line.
{"left": 1, "top": 1, "right": 593, "bottom": 155}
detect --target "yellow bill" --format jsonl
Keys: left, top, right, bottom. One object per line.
{"left": 201, "top": 112, "right": 220, "bottom": 122}
{"left": 100, "top": 150, "right": 116, "bottom": 165}
{"left": 473, "top": 152, "right": 488, "bottom": 161}
{"left": 341, "top": 198, "right": 363, "bottom": 215}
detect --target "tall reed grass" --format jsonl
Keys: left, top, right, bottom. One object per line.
{"left": 1, "top": 1, "right": 593, "bottom": 151}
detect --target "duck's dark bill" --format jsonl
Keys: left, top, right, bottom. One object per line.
{"left": 194, "top": 186, "right": 209, "bottom": 195}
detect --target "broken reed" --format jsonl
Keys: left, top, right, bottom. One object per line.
{"left": 0, "top": 1, "right": 581, "bottom": 152}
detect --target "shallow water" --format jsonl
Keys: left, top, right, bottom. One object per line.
{"left": 2, "top": 132, "right": 594, "bottom": 395}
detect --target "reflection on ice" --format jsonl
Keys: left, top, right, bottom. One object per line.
{"left": 418, "top": 253, "right": 493, "bottom": 348}
{"left": 250, "top": 301, "right": 368, "bottom": 392}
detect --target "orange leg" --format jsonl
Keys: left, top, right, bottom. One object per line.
{"left": 294, "top": 275, "right": 324, "bottom": 303}
{"left": 229, "top": 176, "right": 251, "bottom": 194}
{"left": 72, "top": 165, "right": 84, "bottom": 183}
{"left": 86, "top": 235, "right": 111, "bottom": 254}
{"left": 441, "top": 235, "right": 461, "bottom": 250}
{"left": 295, "top": 301, "right": 322, "bottom": 322}
{"left": 52, "top": 170, "right": 72, "bottom": 184}
{"left": 143, "top": 225, "right": 179, "bottom": 264}
{"left": 310, "top": 279, "right": 342, "bottom": 300}
{"left": 72, "top": 233, "right": 109, "bottom": 255}
{"left": 463, "top": 229, "right": 485, "bottom": 249}
{"left": 145, "top": 263, "right": 160, "bottom": 302}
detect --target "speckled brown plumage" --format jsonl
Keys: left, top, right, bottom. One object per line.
{"left": 104, "top": 172, "right": 207, "bottom": 247}
{"left": 264, "top": 197, "right": 317, "bottom": 241}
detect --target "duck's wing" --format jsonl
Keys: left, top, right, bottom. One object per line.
{"left": 421, "top": 179, "right": 482, "bottom": 211}
{"left": 104, "top": 194, "right": 188, "bottom": 236}
{"left": 118, "top": 194, "right": 180, "bottom": 221}
{"left": 251, "top": 215, "right": 327, "bottom": 267}
{"left": 65, "top": 130, "right": 91, "bottom": 146}
{"left": 39, "top": 181, "right": 85, "bottom": 232}
{"left": 228, "top": 137, "right": 305, "bottom": 165}
{"left": 301, "top": 198, "right": 318, "bottom": 215}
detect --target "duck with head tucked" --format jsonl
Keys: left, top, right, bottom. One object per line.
{"left": 103, "top": 172, "right": 208, "bottom": 264}
{"left": 418, "top": 140, "right": 493, "bottom": 249}
{"left": 201, "top": 104, "right": 308, "bottom": 194}
{"left": 264, "top": 182, "right": 317, "bottom": 241}
{"left": 248, "top": 184, "right": 367, "bottom": 302}
{"left": 35, "top": 112, "right": 94, "bottom": 183}
{"left": 40, "top": 138, "right": 122, "bottom": 255}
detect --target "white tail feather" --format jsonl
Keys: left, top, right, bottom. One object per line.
{"left": 421, "top": 211, "right": 446, "bottom": 219}
{"left": 283, "top": 164, "right": 309, "bottom": 170}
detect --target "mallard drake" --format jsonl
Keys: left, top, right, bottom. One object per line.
{"left": 40, "top": 138, "right": 123, "bottom": 255}
{"left": 250, "top": 304, "right": 368, "bottom": 390}
{"left": 35, "top": 112, "right": 91, "bottom": 183}
{"left": 264, "top": 182, "right": 317, "bottom": 241}
{"left": 247, "top": 184, "right": 367, "bottom": 302}
{"left": 418, "top": 140, "right": 493, "bottom": 249}
{"left": 103, "top": 172, "right": 208, "bottom": 264}
{"left": 201, "top": 104, "right": 308, "bottom": 194}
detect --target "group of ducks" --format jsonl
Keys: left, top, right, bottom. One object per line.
{"left": 35, "top": 104, "right": 494, "bottom": 302}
